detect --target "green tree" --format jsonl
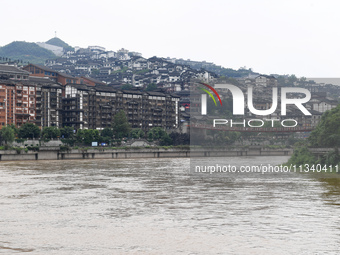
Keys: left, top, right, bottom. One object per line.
{"left": 148, "top": 127, "right": 165, "bottom": 140}
{"left": 309, "top": 104, "right": 340, "bottom": 147}
{"left": 169, "top": 132, "right": 190, "bottom": 145}
{"left": 60, "top": 126, "right": 74, "bottom": 139}
{"left": 300, "top": 77, "right": 307, "bottom": 83}
{"left": 287, "top": 74, "right": 298, "bottom": 86}
{"left": 321, "top": 148, "right": 340, "bottom": 166}
{"left": 287, "top": 105, "right": 340, "bottom": 168}
{"left": 121, "top": 84, "right": 134, "bottom": 90}
{"left": 207, "top": 95, "right": 218, "bottom": 115}
{"left": 112, "top": 111, "right": 131, "bottom": 138}
{"left": 76, "top": 129, "right": 85, "bottom": 144}
{"left": 100, "top": 127, "right": 114, "bottom": 144}
{"left": 1, "top": 126, "right": 15, "bottom": 145}
{"left": 145, "top": 83, "right": 158, "bottom": 91}
{"left": 212, "top": 130, "right": 240, "bottom": 145}
{"left": 262, "top": 120, "right": 282, "bottom": 128}
{"left": 91, "top": 69, "right": 99, "bottom": 75}
{"left": 130, "top": 128, "right": 144, "bottom": 139}
{"left": 18, "top": 123, "right": 40, "bottom": 139}
{"left": 42, "top": 126, "right": 61, "bottom": 139}
{"left": 217, "top": 98, "right": 233, "bottom": 117}
{"left": 76, "top": 129, "right": 99, "bottom": 145}
{"left": 160, "top": 134, "right": 173, "bottom": 146}
{"left": 286, "top": 146, "right": 316, "bottom": 166}
{"left": 147, "top": 127, "right": 172, "bottom": 145}
{"left": 8, "top": 124, "right": 19, "bottom": 137}
{"left": 101, "top": 127, "right": 114, "bottom": 138}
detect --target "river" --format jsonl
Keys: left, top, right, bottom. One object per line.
{"left": 1, "top": 157, "right": 340, "bottom": 254}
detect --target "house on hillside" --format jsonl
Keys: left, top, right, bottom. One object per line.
{"left": 255, "top": 75, "right": 278, "bottom": 87}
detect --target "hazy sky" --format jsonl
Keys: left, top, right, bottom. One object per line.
{"left": 2, "top": 0, "right": 340, "bottom": 77}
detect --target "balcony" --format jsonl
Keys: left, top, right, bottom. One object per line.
{"left": 63, "top": 120, "right": 84, "bottom": 124}
{"left": 62, "top": 104, "right": 77, "bottom": 107}
{"left": 15, "top": 112, "right": 30, "bottom": 116}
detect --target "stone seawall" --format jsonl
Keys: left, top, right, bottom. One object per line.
{"left": 0, "top": 147, "right": 293, "bottom": 161}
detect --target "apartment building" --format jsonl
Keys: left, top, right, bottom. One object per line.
{"left": 63, "top": 84, "right": 180, "bottom": 131}
{"left": 29, "top": 77, "right": 63, "bottom": 128}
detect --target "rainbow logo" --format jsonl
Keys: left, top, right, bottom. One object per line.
{"left": 199, "top": 82, "right": 222, "bottom": 106}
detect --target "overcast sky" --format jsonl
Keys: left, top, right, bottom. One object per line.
{"left": 2, "top": 0, "right": 340, "bottom": 78}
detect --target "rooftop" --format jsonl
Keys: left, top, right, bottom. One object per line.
{"left": 25, "top": 64, "right": 58, "bottom": 73}
{"left": 0, "top": 64, "right": 29, "bottom": 74}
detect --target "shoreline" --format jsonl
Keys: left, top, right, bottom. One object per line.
{"left": 0, "top": 147, "right": 293, "bottom": 161}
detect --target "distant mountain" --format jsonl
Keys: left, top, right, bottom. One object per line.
{"left": 0, "top": 41, "right": 56, "bottom": 65}
{"left": 46, "top": 37, "right": 74, "bottom": 52}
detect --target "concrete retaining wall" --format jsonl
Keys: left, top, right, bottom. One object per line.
{"left": 0, "top": 147, "right": 292, "bottom": 161}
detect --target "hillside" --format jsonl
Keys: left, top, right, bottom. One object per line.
{"left": 173, "top": 58, "right": 259, "bottom": 78}
{"left": 0, "top": 38, "right": 257, "bottom": 78}
{"left": 46, "top": 37, "right": 74, "bottom": 51}
{"left": 205, "top": 65, "right": 259, "bottom": 78}
{"left": 0, "top": 41, "right": 56, "bottom": 65}
{"left": 309, "top": 104, "right": 340, "bottom": 147}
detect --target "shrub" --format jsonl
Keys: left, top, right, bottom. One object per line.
{"left": 59, "top": 145, "right": 71, "bottom": 152}
{"left": 15, "top": 138, "right": 26, "bottom": 144}
{"left": 286, "top": 146, "right": 316, "bottom": 166}
{"left": 14, "top": 147, "right": 22, "bottom": 154}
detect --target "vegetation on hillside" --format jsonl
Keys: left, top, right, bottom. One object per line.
{"left": 286, "top": 104, "right": 340, "bottom": 170}
{"left": 0, "top": 41, "right": 56, "bottom": 65}
{"left": 206, "top": 66, "right": 258, "bottom": 78}
{"left": 46, "top": 37, "right": 74, "bottom": 52}
{"left": 309, "top": 104, "right": 340, "bottom": 147}
{"left": 179, "top": 59, "right": 259, "bottom": 77}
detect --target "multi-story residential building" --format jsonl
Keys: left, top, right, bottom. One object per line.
{"left": 29, "top": 77, "right": 63, "bottom": 128}
{"left": 0, "top": 81, "right": 20, "bottom": 128}
{"left": 0, "top": 65, "right": 63, "bottom": 129}
{"left": 0, "top": 65, "right": 32, "bottom": 128}
{"left": 63, "top": 84, "right": 96, "bottom": 129}
{"left": 0, "top": 80, "right": 38, "bottom": 129}
{"left": 62, "top": 84, "right": 180, "bottom": 131}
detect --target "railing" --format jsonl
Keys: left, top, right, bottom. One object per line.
{"left": 190, "top": 123, "right": 314, "bottom": 133}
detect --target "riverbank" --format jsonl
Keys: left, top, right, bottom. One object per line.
{"left": 0, "top": 146, "right": 293, "bottom": 161}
